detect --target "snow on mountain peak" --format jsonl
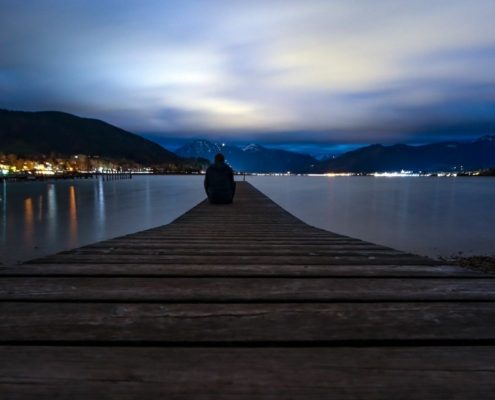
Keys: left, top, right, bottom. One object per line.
{"left": 242, "top": 144, "right": 263, "bottom": 152}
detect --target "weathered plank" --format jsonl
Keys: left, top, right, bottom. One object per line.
{"left": 68, "top": 248, "right": 406, "bottom": 256}
{"left": 81, "top": 242, "right": 394, "bottom": 251}
{"left": 1, "top": 302, "right": 494, "bottom": 342}
{"left": 1, "top": 277, "right": 495, "bottom": 301}
{"left": 123, "top": 238, "right": 377, "bottom": 245}
{"left": 87, "top": 238, "right": 370, "bottom": 245}
{"left": 1, "top": 263, "right": 483, "bottom": 277}
{"left": 0, "top": 346, "right": 494, "bottom": 399}
{"left": 31, "top": 254, "right": 437, "bottom": 265}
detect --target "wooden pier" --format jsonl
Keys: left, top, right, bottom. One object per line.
{"left": 0, "top": 181, "right": 494, "bottom": 398}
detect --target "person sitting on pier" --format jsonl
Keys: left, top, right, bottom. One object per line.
{"left": 204, "top": 153, "right": 236, "bottom": 204}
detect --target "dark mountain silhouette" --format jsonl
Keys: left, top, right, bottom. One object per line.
{"left": 0, "top": 109, "right": 179, "bottom": 166}
{"left": 317, "top": 136, "right": 495, "bottom": 172}
{"left": 316, "top": 136, "right": 495, "bottom": 173}
{"left": 177, "top": 136, "right": 495, "bottom": 173}
{"left": 175, "top": 139, "right": 317, "bottom": 173}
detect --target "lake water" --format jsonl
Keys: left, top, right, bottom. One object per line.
{"left": 1, "top": 175, "right": 494, "bottom": 264}
{"left": 248, "top": 176, "right": 495, "bottom": 259}
{"left": 0, "top": 176, "right": 205, "bottom": 264}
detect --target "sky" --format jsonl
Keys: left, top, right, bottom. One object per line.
{"left": 1, "top": 0, "right": 495, "bottom": 156}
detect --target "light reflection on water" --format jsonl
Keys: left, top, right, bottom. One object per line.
{"left": 23, "top": 197, "right": 34, "bottom": 247}
{"left": 47, "top": 184, "right": 57, "bottom": 243}
{"left": 1, "top": 181, "right": 6, "bottom": 246}
{"left": 95, "top": 178, "right": 105, "bottom": 235}
{"left": 1, "top": 176, "right": 205, "bottom": 264}
{"left": 69, "top": 185, "right": 78, "bottom": 246}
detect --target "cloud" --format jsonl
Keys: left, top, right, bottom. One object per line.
{"left": 1, "top": 0, "right": 495, "bottom": 149}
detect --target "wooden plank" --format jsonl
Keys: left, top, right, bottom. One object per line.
{"left": 1, "top": 277, "right": 495, "bottom": 301}
{"left": 123, "top": 234, "right": 356, "bottom": 240}
{"left": 135, "top": 224, "right": 331, "bottom": 229}
{"left": 68, "top": 248, "right": 406, "bottom": 256}
{"left": 1, "top": 302, "right": 494, "bottom": 342}
{"left": 92, "top": 238, "right": 367, "bottom": 244}
{"left": 169, "top": 225, "right": 320, "bottom": 230}
{"left": 1, "top": 263, "right": 484, "bottom": 277}
{"left": 31, "top": 254, "right": 436, "bottom": 265}
{"left": 83, "top": 242, "right": 391, "bottom": 250}
{"left": 0, "top": 346, "right": 494, "bottom": 399}
{"left": 128, "top": 233, "right": 346, "bottom": 239}
{"left": 129, "top": 229, "right": 345, "bottom": 236}
{"left": 97, "top": 239, "right": 368, "bottom": 247}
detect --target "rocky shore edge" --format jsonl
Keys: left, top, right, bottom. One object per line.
{"left": 439, "top": 256, "right": 495, "bottom": 274}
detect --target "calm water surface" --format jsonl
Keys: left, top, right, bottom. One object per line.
{"left": 1, "top": 175, "right": 494, "bottom": 264}
{"left": 1, "top": 176, "right": 205, "bottom": 264}
{"left": 247, "top": 175, "right": 495, "bottom": 258}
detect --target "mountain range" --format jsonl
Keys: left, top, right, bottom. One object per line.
{"left": 175, "top": 136, "right": 495, "bottom": 173}
{"left": 175, "top": 140, "right": 317, "bottom": 173}
{"left": 1, "top": 108, "right": 494, "bottom": 173}
{"left": 317, "top": 136, "right": 495, "bottom": 173}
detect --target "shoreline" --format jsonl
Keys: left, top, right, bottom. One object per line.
{"left": 438, "top": 256, "right": 495, "bottom": 274}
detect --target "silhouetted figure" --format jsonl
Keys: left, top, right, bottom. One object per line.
{"left": 204, "top": 153, "right": 236, "bottom": 204}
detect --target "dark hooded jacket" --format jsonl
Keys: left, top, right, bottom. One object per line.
{"left": 204, "top": 161, "right": 236, "bottom": 203}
